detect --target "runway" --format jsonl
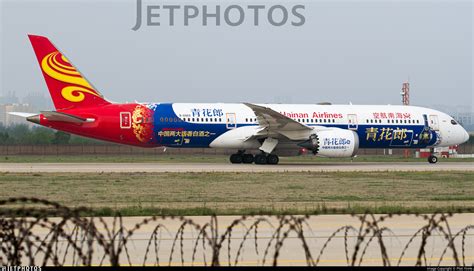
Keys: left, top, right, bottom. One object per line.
{"left": 1, "top": 162, "right": 473, "bottom": 173}
{"left": 17, "top": 214, "right": 474, "bottom": 266}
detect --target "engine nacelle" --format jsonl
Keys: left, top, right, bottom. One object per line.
{"left": 298, "top": 129, "right": 359, "bottom": 158}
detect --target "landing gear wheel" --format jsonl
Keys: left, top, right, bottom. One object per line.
{"left": 242, "top": 154, "right": 254, "bottom": 164}
{"left": 267, "top": 154, "right": 279, "bottom": 165}
{"left": 230, "top": 153, "right": 243, "bottom": 164}
{"left": 254, "top": 154, "right": 268, "bottom": 165}
{"left": 428, "top": 155, "right": 438, "bottom": 164}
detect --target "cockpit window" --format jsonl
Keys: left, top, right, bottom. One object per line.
{"left": 451, "top": 119, "right": 458, "bottom": 125}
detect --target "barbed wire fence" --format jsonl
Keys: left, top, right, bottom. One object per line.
{"left": 0, "top": 198, "right": 472, "bottom": 266}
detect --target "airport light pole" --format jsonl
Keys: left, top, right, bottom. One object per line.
{"left": 401, "top": 81, "right": 410, "bottom": 158}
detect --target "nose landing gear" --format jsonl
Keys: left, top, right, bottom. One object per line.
{"left": 427, "top": 148, "right": 438, "bottom": 164}
{"left": 428, "top": 155, "right": 438, "bottom": 164}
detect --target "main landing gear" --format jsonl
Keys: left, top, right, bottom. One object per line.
{"left": 427, "top": 148, "right": 438, "bottom": 164}
{"left": 229, "top": 151, "right": 279, "bottom": 165}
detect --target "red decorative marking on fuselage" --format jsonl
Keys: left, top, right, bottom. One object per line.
{"left": 39, "top": 104, "right": 157, "bottom": 147}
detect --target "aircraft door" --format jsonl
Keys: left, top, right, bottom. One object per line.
{"left": 226, "top": 113, "right": 237, "bottom": 129}
{"left": 428, "top": 115, "right": 439, "bottom": 131}
{"left": 347, "top": 114, "right": 358, "bottom": 130}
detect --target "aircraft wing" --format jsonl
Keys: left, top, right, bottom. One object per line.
{"left": 244, "top": 103, "right": 312, "bottom": 132}
{"left": 243, "top": 102, "right": 315, "bottom": 142}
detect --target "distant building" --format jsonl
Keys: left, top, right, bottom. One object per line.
{"left": 0, "top": 91, "right": 54, "bottom": 127}
{"left": 22, "top": 92, "right": 53, "bottom": 111}
{"left": 0, "top": 103, "right": 36, "bottom": 126}
{"left": 0, "top": 91, "right": 19, "bottom": 104}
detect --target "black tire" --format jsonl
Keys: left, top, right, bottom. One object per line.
{"left": 428, "top": 155, "right": 438, "bottom": 164}
{"left": 242, "top": 154, "right": 254, "bottom": 164}
{"left": 254, "top": 154, "right": 268, "bottom": 165}
{"left": 230, "top": 154, "right": 243, "bottom": 164}
{"left": 267, "top": 154, "right": 279, "bottom": 165}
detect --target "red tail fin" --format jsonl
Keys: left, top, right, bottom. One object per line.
{"left": 28, "top": 34, "right": 110, "bottom": 110}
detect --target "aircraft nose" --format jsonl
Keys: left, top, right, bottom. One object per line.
{"left": 462, "top": 129, "right": 470, "bottom": 144}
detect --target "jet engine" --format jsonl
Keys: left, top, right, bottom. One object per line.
{"left": 298, "top": 129, "right": 359, "bottom": 158}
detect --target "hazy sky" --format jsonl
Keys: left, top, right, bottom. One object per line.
{"left": 1, "top": 0, "right": 472, "bottom": 110}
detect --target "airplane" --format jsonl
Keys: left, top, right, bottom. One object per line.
{"left": 10, "top": 35, "right": 470, "bottom": 164}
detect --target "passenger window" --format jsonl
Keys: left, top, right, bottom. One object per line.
{"left": 160, "top": 117, "right": 164, "bottom": 122}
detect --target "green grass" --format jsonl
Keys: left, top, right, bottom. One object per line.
{"left": 0, "top": 171, "right": 473, "bottom": 216}
{"left": 70, "top": 205, "right": 474, "bottom": 216}
{"left": 1, "top": 154, "right": 474, "bottom": 163}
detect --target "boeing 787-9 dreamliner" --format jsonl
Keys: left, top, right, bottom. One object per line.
{"left": 10, "top": 35, "right": 470, "bottom": 165}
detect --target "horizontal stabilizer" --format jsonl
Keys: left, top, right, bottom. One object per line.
{"left": 41, "top": 111, "right": 93, "bottom": 123}
{"left": 8, "top": 112, "right": 38, "bottom": 118}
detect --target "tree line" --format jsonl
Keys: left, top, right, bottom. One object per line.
{"left": 0, "top": 124, "right": 107, "bottom": 145}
